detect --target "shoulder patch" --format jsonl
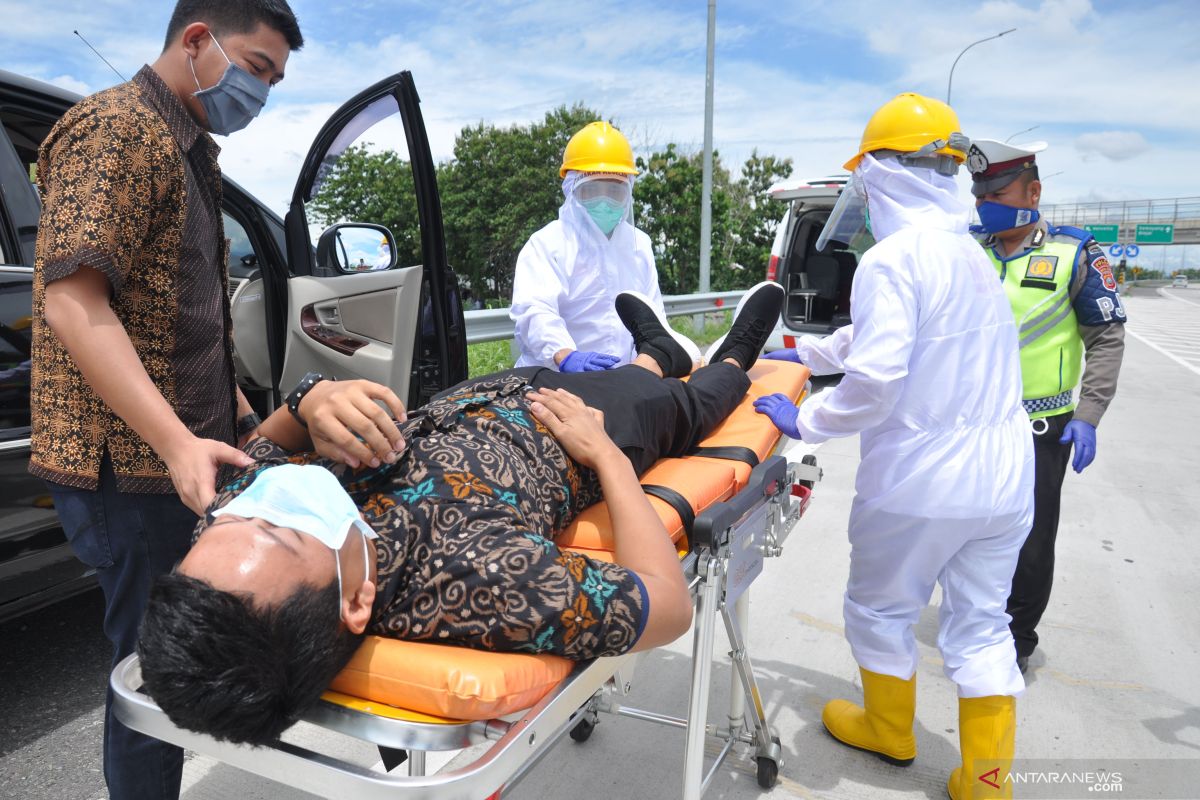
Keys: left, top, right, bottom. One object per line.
{"left": 1050, "top": 224, "right": 1092, "bottom": 242}
{"left": 1091, "top": 255, "right": 1117, "bottom": 291}
{"left": 1025, "top": 255, "right": 1059, "bottom": 280}
{"left": 1087, "top": 241, "right": 1105, "bottom": 257}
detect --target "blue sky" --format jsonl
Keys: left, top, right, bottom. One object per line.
{"left": 2, "top": 0, "right": 1198, "bottom": 269}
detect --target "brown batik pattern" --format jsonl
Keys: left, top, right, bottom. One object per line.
{"left": 203, "top": 373, "right": 647, "bottom": 660}
{"left": 30, "top": 66, "right": 235, "bottom": 492}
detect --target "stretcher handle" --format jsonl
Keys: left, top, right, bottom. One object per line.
{"left": 691, "top": 455, "right": 789, "bottom": 551}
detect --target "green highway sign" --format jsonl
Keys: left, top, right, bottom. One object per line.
{"left": 1135, "top": 223, "right": 1174, "bottom": 244}
{"left": 1084, "top": 224, "right": 1119, "bottom": 243}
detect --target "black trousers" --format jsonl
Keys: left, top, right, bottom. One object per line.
{"left": 1007, "top": 410, "right": 1073, "bottom": 658}
{"left": 514, "top": 361, "right": 752, "bottom": 475}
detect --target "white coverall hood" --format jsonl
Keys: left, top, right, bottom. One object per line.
{"left": 857, "top": 152, "right": 972, "bottom": 242}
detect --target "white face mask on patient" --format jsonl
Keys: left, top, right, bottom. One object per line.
{"left": 211, "top": 463, "right": 377, "bottom": 615}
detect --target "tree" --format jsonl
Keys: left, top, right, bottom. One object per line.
{"left": 634, "top": 144, "right": 736, "bottom": 294}
{"left": 440, "top": 104, "right": 604, "bottom": 303}
{"left": 308, "top": 144, "right": 422, "bottom": 268}
{"left": 727, "top": 151, "right": 793, "bottom": 282}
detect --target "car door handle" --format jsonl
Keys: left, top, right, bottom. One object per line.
{"left": 300, "top": 304, "right": 368, "bottom": 356}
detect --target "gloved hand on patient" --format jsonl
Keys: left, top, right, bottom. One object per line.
{"left": 753, "top": 392, "right": 802, "bottom": 439}
{"left": 559, "top": 350, "right": 621, "bottom": 372}
{"left": 761, "top": 347, "right": 803, "bottom": 364}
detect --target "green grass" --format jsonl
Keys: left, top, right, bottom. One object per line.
{"left": 465, "top": 311, "right": 734, "bottom": 379}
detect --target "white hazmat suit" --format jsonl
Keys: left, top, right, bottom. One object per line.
{"left": 510, "top": 172, "right": 665, "bottom": 368}
{"left": 795, "top": 154, "right": 1034, "bottom": 698}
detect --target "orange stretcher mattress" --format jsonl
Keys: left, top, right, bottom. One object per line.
{"left": 325, "top": 361, "right": 811, "bottom": 721}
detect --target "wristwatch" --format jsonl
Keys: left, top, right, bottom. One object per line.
{"left": 236, "top": 412, "right": 262, "bottom": 438}
{"left": 286, "top": 372, "right": 333, "bottom": 428}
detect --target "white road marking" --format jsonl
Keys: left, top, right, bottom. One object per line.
{"left": 1123, "top": 292, "right": 1200, "bottom": 377}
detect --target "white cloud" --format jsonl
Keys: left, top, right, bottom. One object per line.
{"left": 7, "top": 0, "right": 1197, "bottom": 214}
{"left": 45, "top": 74, "right": 91, "bottom": 96}
{"left": 1074, "top": 131, "right": 1151, "bottom": 162}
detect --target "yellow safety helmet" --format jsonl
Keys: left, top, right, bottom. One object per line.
{"left": 843, "top": 93, "right": 967, "bottom": 172}
{"left": 559, "top": 121, "right": 639, "bottom": 178}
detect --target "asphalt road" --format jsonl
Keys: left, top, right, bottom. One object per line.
{"left": 2, "top": 288, "right": 1197, "bottom": 800}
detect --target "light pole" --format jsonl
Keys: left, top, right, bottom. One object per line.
{"left": 698, "top": 0, "right": 717, "bottom": 302}
{"left": 947, "top": 28, "right": 1016, "bottom": 105}
{"left": 1005, "top": 125, "right": 1039, "bottom": 143}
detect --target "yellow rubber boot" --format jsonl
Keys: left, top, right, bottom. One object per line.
{"left": 822, "top": 668, "right": 917, "bottom": 766}
{"left": 947, "top": 695, "right": 1016, "bottom": 800}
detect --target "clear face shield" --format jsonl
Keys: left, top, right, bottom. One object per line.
{"left": 568, "top": 172, "right": 635, "bottom": 235}
{"left": 815, "top": 172, "right": 868, "bottom": 251}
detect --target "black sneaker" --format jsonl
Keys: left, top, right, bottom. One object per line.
{"left": 615, "top": 291, "right": 700, "bottom": 378}
{"left": 704, "top": 281, "right": 785, "bottom": 370}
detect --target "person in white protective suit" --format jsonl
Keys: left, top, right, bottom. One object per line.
{"left": 755, "top": 94, "right": 1034, "bottom": 800}
{"left": 510, "top": 121, "right": 699, "bottom": 373}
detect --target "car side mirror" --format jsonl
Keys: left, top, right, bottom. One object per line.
{"left": 316, "top": 223, "right": 398, "bottom": 274}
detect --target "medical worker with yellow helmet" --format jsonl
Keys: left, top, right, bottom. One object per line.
{"left": 756, "top": 94, "right": 1034, "bottom": 799}
{"left": 510, "top": 121, "right": 698, "bottom": 371}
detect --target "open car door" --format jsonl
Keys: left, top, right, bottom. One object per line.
{"left": 269, "top": 71, "right": 466, "bottom": 409}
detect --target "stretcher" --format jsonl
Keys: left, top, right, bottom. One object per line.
{"left": 111, "top": 360, "right": 822, "bottom": 800}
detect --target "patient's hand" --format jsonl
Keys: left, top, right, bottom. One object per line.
{"left": 527, "top": 387, "right": 620, "bottom": 470}
{"left": 299, "top": 379, "right": 408, "bottom": 468}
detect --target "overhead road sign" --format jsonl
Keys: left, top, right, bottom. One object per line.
{"left": 1125, "top": 244, "right": 1141, "bottom": 258}
{"left": 1109, "top": 244, "right": 1124, "bottom": 258}
{"left": 1135, "top": 224, "right": 1174, "bottom": 244}
{"left": 1085, "top": 224, "right": 1120, "bottom": 243}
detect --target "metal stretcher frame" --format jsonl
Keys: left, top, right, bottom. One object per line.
{"left": 111, "top": 451, "right": 822, "bottom": 800}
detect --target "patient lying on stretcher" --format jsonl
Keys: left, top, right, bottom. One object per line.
{"left": 138, "top": 283, "right": 784, "bottom": 745}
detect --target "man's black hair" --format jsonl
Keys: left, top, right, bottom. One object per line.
{"left": 164, "top": 0, "right": 304, "bottom": 52}
{"left": 139, "top": 573, "right": 360, "bottom": 745}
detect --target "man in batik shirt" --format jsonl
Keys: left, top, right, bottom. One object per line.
{"left": 138, "top": 283, "right": 785, "bottom": 746}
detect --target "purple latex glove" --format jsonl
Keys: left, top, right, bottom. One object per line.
{"left": 1060, "top": 419, "right": 1096, "bottom": 473}
{"left": 559, "top": 350, "right": 620, "bottom": 373}
{"left": 761, "top": 348, "right": 803, "bottom": 363}
{"left": 753, "top": 392, "right": 802, "bottom": 439}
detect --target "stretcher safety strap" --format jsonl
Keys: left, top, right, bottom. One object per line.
{"left": 641, "top": 484, "right": 696, "bottom": 537}
{"left": 688, "top": 445, "right": 760, "bottom": 467}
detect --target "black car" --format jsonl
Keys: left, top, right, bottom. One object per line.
{"left": 0, "top": 69, "right": 467, "bottom": 622}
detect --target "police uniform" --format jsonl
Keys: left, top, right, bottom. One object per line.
{"left": 969, "top": 139, "right": 1127, "bottom": 666}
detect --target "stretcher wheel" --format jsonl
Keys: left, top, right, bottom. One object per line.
{"left": 569, "top": 717, "right": 595, "bottom": 743}
{"left": 798, "top": 454, "right": 818, "bottom": 490}
{"left": 755, "top": 734, "right": 781, "bottom": 789}
{"left": 755, "top": 755, "right": 778, "bottom": 788}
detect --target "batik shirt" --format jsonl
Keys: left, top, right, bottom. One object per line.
{"left": 205, "top": 372, "right": 649, "bottom": 660}
{"left": 31, "top": 65, "right": 235, "bottom": 491}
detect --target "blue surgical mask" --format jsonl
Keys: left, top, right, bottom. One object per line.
{"left": 976, "top": 201, "right": 1040, "bottom": 234}
{"left": 189, "top": 32, "right": 270, "bottom": 136}
{"left": 581, "top": 196, "right": 626, "bottom": 236}
{"left": 211, "top": 464, "right": 376, "bottom": 614}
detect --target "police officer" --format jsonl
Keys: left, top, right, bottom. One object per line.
{"left": 968, "top": 139, "right": 1127, "bottom": 674}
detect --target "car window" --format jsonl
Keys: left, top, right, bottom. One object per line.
{"left": 304, "top": 95, "right": 418, "bottom": 275}
{"left": 222, "top": 210, "right": 261, "bottom": 304}
{"left": 0, "top": 270, "right": 32, "bottom": 437}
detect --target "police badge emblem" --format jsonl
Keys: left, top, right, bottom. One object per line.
{"left": 966, "top": 144, "right": 989, "bottom": 175}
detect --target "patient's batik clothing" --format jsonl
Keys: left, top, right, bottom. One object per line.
{"left": 205, "top": 363, "right": 748, "bottom": 660}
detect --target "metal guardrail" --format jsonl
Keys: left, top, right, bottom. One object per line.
{"left": 463, "top": 290, "right": 747, "bottom": 345}
{"left": 1041, "top": 196, "right": 1200, "bottom": 226}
